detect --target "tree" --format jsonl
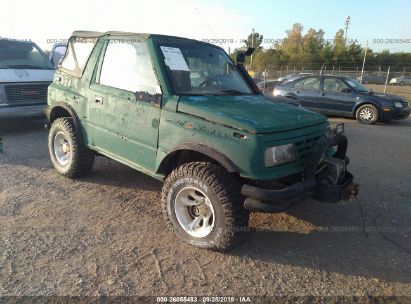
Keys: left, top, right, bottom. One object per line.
{"left": 235, "top": 23, "right": 411, "bottom": 75}
{"left": 278, "top": 23, "right": 304, "bottom": 65}
{"left": 244, "top": 31, "right": 263, "bottom": 50}
{"left": 302, "top": 28, "right": 323, "bottom": 65}
{"left": 332, "top": 29, "right": 346, "bottom": 66}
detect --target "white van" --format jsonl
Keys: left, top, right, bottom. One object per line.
{"left": 0, "top": 39, "right": 59, "bottom": 119}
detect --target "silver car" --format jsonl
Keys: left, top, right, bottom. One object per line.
{"left": 389, "top": 76, "right": 411, "bottom": 86}
{"left": 0, "top": 38, "right": 55, "bottom": 118}
{"left": 277, "top": 73, "right": 313, "bottom": 83}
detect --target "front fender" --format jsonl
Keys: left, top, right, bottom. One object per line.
{"left": 163, "top": 143, "right": 241, "bottom": 173}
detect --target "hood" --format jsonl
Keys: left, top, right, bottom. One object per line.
{"left": 372, "top": 92, "right": 404, "bottom": 102}
{"left": 0, "top": 68, "right": 55, "bottom": 83}
{"left": 177, "top": 94, "right": 327, "bottom": 134}
{"left": 359, "top": 91, "right": 405, "bottom": 102}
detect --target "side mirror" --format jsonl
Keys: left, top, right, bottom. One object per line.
{"left": 49, "top": 43, "right": 67, "bottom": 69}
{"left": 236, "top": 52, "right": 246, "bottom": 65}
{"left": 236, "top": 47, "right": 255, "bottom": 65}
{"left": 341, "top": 88, "right": 351, "bottom": 93}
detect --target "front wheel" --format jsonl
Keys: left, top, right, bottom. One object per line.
{"left": 48, "top": 117, "right": 95, "bottom": 178}
{"left": 356, "top": 104, "right": 379, "bottom": 125}
{"left": 161, "top": 162, "right": 249, "bottom": 250}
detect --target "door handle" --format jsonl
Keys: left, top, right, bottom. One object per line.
{"left": 296, "top": 90, "right": 300, "bottom": 94}
{"left": 94, "top": 96, "right": 103, "bottom": 105}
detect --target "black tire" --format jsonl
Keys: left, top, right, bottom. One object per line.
{"left": 356, "top": 104, "right": 379, "bottom": 125}
{"left": 161, "top": 162, "right": 249, "bottom": 251}
{"left": 48, "top": 117, "right": 95, "bottom": 178}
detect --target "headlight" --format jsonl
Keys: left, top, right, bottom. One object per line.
{"left": 264, "top": 144, "right": 296, "bottom": 167}
{"left": 394, "top": 101, "right": 403, "bottom": 108}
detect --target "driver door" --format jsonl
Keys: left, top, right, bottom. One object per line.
{"left": 292, "top": 76, "right": 322, "bottom": 109}
{"left": 87, "top": 37, "right": 162, "bottom": 171}
{"left": 318, "top": 77, "right": 357, "bottom": 114}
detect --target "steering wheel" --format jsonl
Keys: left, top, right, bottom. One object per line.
{"left": 198, "top": 75, "right": 225, "bottom": 88}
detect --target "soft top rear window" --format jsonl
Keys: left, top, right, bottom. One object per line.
{"left": 60, "top": 37, "right": 97, "bottom": 76}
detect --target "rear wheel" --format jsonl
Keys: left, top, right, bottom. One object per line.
{"left": 356, "top": 104, "right": 379, "bottom": 125}
{"left": 48, "top": 117, "right": 95, "bottom": 178}
{"left": 161, "top": 162, "right": 249, "bottom": 250}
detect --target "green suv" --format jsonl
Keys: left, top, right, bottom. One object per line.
{"left": 46, "top": 31, "right": 358, "bottom": 250}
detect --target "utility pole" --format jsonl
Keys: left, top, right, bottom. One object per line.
{"left": 344, "top": 16, "right": 351, "bottom": 45}
{"left": 250, "top": 28, "right": 255, "bottom": 69}
{"left": 384, "top": 66, "right": 390, "bottom": 93}
{"left": 360, "top": 41, "right": 368, "bottom": 84}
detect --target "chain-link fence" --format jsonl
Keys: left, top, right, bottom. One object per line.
{"left": 251, "top": 65, "right": 411, "bottom": 99}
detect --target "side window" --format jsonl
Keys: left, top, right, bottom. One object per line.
{"left": 294, "top": 79, "right": 305, "bottom": 90}
{"left": 294, "top": 77, "right": 320, "bottom": 90}
{"left": 99, "top": 40, "right": 159, "bottom": 95}
{"left": 323, "top": 78, "right": 349, "bottom": 92}
{"left": 60, "top": 37, "right": 96, "bottom": 74}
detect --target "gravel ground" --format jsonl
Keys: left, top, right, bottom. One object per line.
{"left": 0, "top": 117, "right": 410, "bottom": 298}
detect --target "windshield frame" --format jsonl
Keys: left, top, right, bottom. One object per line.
{"left": 153, "top": 38, "right": 257, "bottom": 96}
{"left": 0, "top": 40, "right": 54, "bottom": 70}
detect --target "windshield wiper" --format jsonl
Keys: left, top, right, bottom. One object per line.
{"left": 178, "top": 90, "right": 251, "bottom": 96}
{"left": 217, "top": 90, "right": 249, "bottom": 95}
{"left": 5, "top": 64, "right": 53, "bottom": 70}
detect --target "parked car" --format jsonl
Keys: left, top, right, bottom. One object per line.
{"left": 46, "top": 31, "right": 357, "bottom": 250}
{"left": 357, "top": 74, "right": 386, "bottom": 85}
{"left": 251, "top": 77, "right": 263, "bottom": 84}
{"left": 274, "top": 75, "right": 410, "bottom": 124}
{"left": 256, "top": 79, "right": 283, "bottom": 94}
{"left": 0, "top": 38, "right": 57, "bottom": 119}
{"left": 389, "top": 76, "right": 411, "bottom": 86}
{"left": 278, "top": 73, "right": 313, "bottom": 82}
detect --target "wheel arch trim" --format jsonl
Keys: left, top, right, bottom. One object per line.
{"left": 47, "top": 103, "right": 81, "bottom": 128}
{"left": 157, "top": 143, "right": 241, "bottom": 175}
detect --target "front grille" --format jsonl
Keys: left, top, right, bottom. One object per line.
{"left": 295, "top": 135, "right": 322, "bottom": 163}
{"left": 5, "top": 83, "right": 49, "bottom": 105}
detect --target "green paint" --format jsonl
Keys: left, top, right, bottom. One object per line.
{"left": 47, "top": 31, "right": 332, "bottom": 182}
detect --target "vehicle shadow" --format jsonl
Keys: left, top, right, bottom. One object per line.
{"left": 0, "top": 118, "right": 47, "bottom": 134}
{"left": 230, "top": 199, "right": 411, "bottom": 284}
{"left": 328, "top": 115, "right": 411, "bottom": 128}
{"left": 87, "top": 159, "right": 410, "bottom": 284}
{"left": 380, "top": 118, "right": 411, "bottom": 128}
{"left": 84, "top": 157, "right": 163, "bottom": 192}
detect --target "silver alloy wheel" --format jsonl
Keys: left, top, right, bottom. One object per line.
{"left": 53, "top": 131, "right": 71, "bottom": 166}
{"left": 359, "top": 107, "right": 375, "bottom": 122}
{"left": 174, "top": 186, "right": 215, "bottom": 238}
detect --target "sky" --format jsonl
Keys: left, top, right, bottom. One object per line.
{"left": 1, "top": 0, "right": 411, "bottom": 53}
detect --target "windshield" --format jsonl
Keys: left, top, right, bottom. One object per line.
{"left": 0, "top": 40, "right": 54, "bottom": 70}
{"left": 345, "top": 78, "right": 370, "bottom": 93}
{"left": 157, "top": 42, "right": 254, "bottom": 95}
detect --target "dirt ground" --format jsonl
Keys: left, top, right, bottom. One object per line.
{"left": 0, "top": 117, "right": 411, "bottom": 298}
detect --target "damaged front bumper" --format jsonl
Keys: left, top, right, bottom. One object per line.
{"left": 241, "top": 130, "right": 359, "bottom": 213}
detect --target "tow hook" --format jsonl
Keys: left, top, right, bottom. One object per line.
{"left": 342, "top": 182, "right": 360, "bottom": 201}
